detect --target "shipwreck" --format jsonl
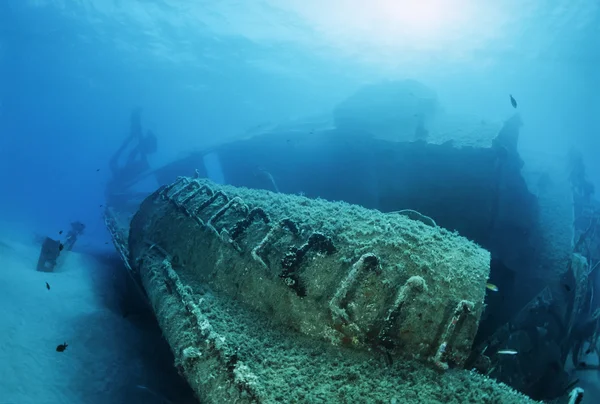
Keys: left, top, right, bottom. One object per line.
{"left": 104, "top": 80, "right": 597, "bottom": 403}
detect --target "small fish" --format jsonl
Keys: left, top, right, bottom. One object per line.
{"left": 46, "top": 282, "right": 50, "bottom": 290}
{"left": 509, "top": 94, "right": 517, "bottom": 109}
{"left": 486, "top": 283, "right": 499, "bottom": 292}
{"left": 96, "top": 168, "right": 100, "bottom": 172}
{"left": 497, "top": 349, "right": 518, "bottom": 355}
{"left": 99, "top": 204, "right": 103, "bottom": 207}
{"left": 58, "top": 230, "right": 63, "bottom": 235}
{"left": 56, "top": 342, "right": 68, "bottom": 352}
{"left": 563, "top": 283, "right": 572, "bottom": 292}
{"left": 58, "top": 243, "right": 64, "bottom": 251}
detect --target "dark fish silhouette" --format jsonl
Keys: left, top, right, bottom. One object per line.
{"left": 58, "top": 230, "right": 63, "bottom": 235}
{"left": 96, "top": 168, "right": 100, "bottom": 172}
{"left": 58, "top": 243, "right": 64, "bottom": 251}
{"left": 56, "top": 342, "right": 68, "bottom": 352}
{"left": 510, "top": 94, "right": 517, "bottom": 109}
{"left": 46, "top": 282, "right": 50, "bottom": 290}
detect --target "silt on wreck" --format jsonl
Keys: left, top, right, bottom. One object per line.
{"left": 104, "top": 80, "right": 594, "bottom": 403}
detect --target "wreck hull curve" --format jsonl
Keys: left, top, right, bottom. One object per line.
{"left": 129, "top": 177, "right": 489, "bottom": 364}
{"left": 105, "top": 177, "right": 543, "bottom": 403}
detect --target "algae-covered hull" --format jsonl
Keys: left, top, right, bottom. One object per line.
{"left": 106, "top": 177, "right": 538, "bottom": 403}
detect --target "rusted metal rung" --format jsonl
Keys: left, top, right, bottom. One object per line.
{"left": 251, "top": 226, "right": 276, "bottom": 269}
{"left": 329, "top": 253, "right": 379, "bottom": 324}
{"left": 194, "top": 190, "right": 230, "bottom": 217}
{"left": 198, "top": 184, "right": 215, "bottom": 197}
{"left": 229, "top": 208, "right": 271, "bottom": 241}
{"left": 178, "top": 185, "right": 215, "bottom": 225}
{"left": 226, "top": 208, "right": 272, "bottom": 252}
{"left": 250, "top": 220, "right": 286, "bottom": 268}
{"left": 178, "top": 181, "right": 203, "bottom": 206}
{"left": 251, "top": 218, "right": 301, "bottom": 269}
{"left": 206, "top": 197, "right": 249, "bottom": 238}
{"left": 184, "top": 185, "right": 214, "bottom": 211}
{"left": 171, "top": 181, "right": 200, "bottom": 206}
{"left": 207, "top": 197, "right": 249, "bottom": 229}
{"left": 376, "top": 276, "right": 428, "bottom": 348}
{"left": 280, "top": 232, "right": 335, "bottom": 297}
{"left": 191, "top": 215, "right": 206, "bottom": 227}
{"left": 162, "top": 177, "right": 189, "bottom": 199}
{"left": 431, "top": 299, "right": 474, "bottom": 370}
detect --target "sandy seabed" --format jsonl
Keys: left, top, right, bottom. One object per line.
{"left": 3, "top": 230, "right": 600, "bottom": 404}
{"left": 0, "top": 236, "right": 196, "bottom": 404}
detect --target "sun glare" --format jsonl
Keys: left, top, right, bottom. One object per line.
{"left": 283, "top": 1, "right": 503, "bottom": 51}
{"left": 379, "top": 0, "right": 463, "bottom": 40}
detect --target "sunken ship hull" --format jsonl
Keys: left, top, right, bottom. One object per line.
{"left": 104, "top": 81, "right": 596, "bottom": 402}
{"left": 104, "top": 177, "right": 537, "bottom": 403}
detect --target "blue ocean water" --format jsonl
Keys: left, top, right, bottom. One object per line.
{"left": 1, "top": 1, "right": 599, "bottom": 403}
{"left": 1, "top": 1, "right": 598, "bottom": 246}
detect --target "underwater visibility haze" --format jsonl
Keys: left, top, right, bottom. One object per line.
{"left": 1, "top": 1, "right": 600, "bottom": 403}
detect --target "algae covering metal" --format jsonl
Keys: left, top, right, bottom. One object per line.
{"left": 121, "top": 177, "right": 540, "bottom": 403}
